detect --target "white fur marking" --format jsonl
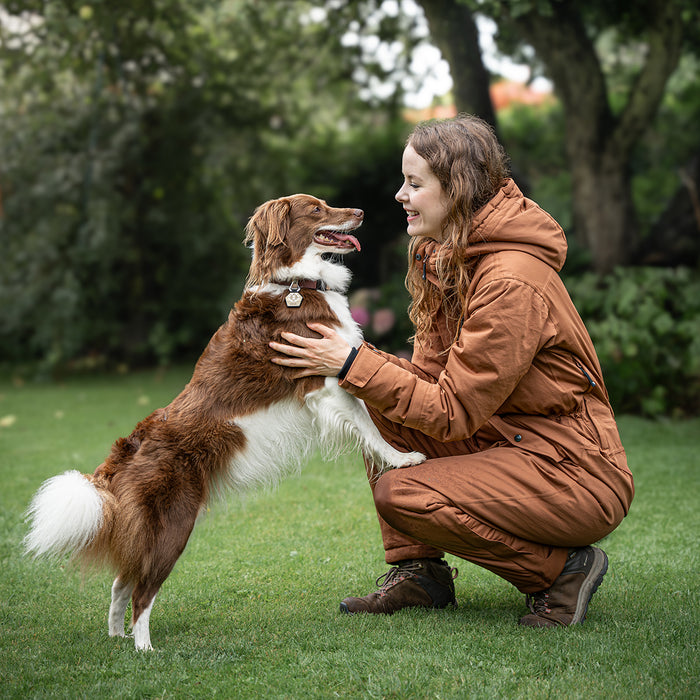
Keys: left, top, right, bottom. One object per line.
{"left": 230, "top": 399, "right": 315, "bottom": 490}
{"left": 271, "top": 247, "right": 352, "bottom": 293}
{"left": 132, "top": 595, "right": 156, "bottom": 651}
{"left": 306, "top": 380, "right": 426, "bottom": 470}
{"left": 229, "top": 378, "right": 424, "bottom": 492}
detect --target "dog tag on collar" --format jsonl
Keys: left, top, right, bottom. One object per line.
{"left": 285, "top": 282, "right": 303, "bottom": 308}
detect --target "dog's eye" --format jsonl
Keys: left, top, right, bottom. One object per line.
{"left": 312, "top": 206, "right": 321, "bottom": 213}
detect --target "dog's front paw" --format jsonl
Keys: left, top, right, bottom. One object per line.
{"left": 388, "top": 450, "right": 426, "bottom": 469}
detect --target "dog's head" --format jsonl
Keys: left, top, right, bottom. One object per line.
{"left": 244, "top": 194, "right": 363, "bottom": 286}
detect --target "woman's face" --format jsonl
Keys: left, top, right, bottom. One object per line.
{"left": 395, "top": 145, "right": 450, "bottom": 241}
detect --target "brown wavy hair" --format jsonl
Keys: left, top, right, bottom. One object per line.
{"left": 404, "top": 114, "right": 510, "bottom": 349}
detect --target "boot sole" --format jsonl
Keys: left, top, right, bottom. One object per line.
{"left": 571, "top": 547, "right": 608, "bottom": 625}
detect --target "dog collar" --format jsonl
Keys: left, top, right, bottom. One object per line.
{"left": 278, "top": 279, "right": 328, "bottom": 308}
{"left": 276, "top": 279, "right": 327, "bottom": 291}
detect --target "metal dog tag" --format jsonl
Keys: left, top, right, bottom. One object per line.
{"left": 285, "top": 291, "right": 303, "bottom": 307}
{"left": 285, "top": 282, "right": 303, "bottom": 307}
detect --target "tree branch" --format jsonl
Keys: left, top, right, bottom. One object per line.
{"left": 613, "top": 0, "right": 684, "bottom": 155}
{"left": 507, "top": 1, "right": 612, "bottom": 148}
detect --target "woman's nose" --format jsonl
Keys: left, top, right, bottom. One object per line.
{"left": 395, "top": 184, "right": 407, "bottom": 202}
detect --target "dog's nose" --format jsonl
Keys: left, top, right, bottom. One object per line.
{"left": 353, "top": 209, "right": 364, "bottom": 220}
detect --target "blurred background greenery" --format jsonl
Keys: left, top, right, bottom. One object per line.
{"left": 1, "top": 0, "right": 698, "bottom": 417}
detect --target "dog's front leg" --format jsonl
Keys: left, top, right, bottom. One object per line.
{"left": 309, "top": 379, "right": 425, "bottom": 471}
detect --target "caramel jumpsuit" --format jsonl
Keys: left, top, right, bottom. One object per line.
{"left": 339, "top": 180, "right": 634, "bottom": 594}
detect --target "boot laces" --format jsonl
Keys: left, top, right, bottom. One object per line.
{"left": 373, "top": 560, "right": 458, "bottom": 599}
{"left": 526, "top": 590, "right": 552, "bottom": 615}
{"left": 374, "top": 560, "right": 423, "bottom": 598}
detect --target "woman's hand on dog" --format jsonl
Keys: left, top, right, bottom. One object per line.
{"left": 270, "top": 323, "right": 351, "bottom": 377}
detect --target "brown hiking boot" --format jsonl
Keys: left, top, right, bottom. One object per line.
{"left": 519, "top": 546, "right": 609, "bottom": 628}
{"left": 340, "top": 558, "right": 458, "bottom": 615}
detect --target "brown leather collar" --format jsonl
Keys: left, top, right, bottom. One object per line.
{"left": 276, "top": 279, "right": 328, "bottom": 291}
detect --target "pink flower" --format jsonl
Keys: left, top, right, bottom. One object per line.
{"left": 351, "top": 306, "right": 371, "bottom": 327}
{"left": 372, "top": 308, "right": 395, "bottom": 336}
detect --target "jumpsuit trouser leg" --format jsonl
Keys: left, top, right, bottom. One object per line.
{"left": 364, "top": 407, "right": 630, "bottom": 594}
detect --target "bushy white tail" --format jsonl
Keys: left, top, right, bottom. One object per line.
{"left": 24, "top": 470, "right": 105, "bottom": 559}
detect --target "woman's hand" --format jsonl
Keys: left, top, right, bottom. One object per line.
{"left": 269, "top": 322, "right": 353, "bottom": 378}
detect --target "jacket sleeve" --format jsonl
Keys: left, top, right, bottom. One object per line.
{"left": 339, "top": 278, "right": 551, "bottom": 441}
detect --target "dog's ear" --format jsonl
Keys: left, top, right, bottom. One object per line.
{"left": 244, "top": 198, "right": 293, "bottom": 248}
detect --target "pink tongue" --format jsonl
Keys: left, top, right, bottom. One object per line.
{"left": 336, "top": 233, "right": 361, "bottom": 251}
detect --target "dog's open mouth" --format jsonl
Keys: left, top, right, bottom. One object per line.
{"left": 314, "top": 227, "right": 362, "bottom": 252}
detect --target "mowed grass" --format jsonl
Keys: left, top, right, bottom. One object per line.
{"left": 0, "top": 367, "right": 698, "bottom": 699}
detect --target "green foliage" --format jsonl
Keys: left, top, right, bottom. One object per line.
{"left": 0, "top": 75, "right": 251, "bottom": 368}
{"left": 0, "top": 369, "right": 698, "bottom": 696}
{"left": 566, "top": 266, "right": 700, "bottom": 417}
{"left": 0, "top": 1, "right": 261, "bottom": 368}
{"left": 497, "top": 99, "right": 571, "bottom": 230}
{"left": 0, "top": 1, "right": 412, "bottom": 371}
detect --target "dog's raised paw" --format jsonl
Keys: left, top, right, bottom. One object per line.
{"left": 390, "top": 451, "right": 426, "bottom": 468}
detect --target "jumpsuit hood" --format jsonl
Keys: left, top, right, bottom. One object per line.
{"left": 467, "top": 179, "right": 567, "bottom": 272}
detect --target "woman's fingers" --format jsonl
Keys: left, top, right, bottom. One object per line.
{"left": 270, "top": 338, "right": 307, "bottom": 356}
{"left": 269, "top": 323, "right": 351, "bottom": 376}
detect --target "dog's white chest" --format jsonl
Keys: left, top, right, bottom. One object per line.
{"left": 324, "top": 291, "right": 363, "bottom": 347}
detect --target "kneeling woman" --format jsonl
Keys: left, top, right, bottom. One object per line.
{"left": 270, "top": 114, "right": 634, "bottom": 628}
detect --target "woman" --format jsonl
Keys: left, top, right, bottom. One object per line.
{"left": 269, "top": 114, "right": 634, "bottom": 627}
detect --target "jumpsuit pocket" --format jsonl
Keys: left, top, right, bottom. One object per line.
{"left": 488, "top": 416, "right": 561, "bottom": 462}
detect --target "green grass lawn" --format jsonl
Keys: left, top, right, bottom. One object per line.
{"left": 0, "top": 367, "right": 698, "bottom": 699}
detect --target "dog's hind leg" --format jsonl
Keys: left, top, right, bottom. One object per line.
{"left": 109, "top": 577, "right": 134, "bottom": 638}
{"left": 128, "top": 498, "right": 200, "bottom": 650}
{"left": 131, "top": 586, "right": 158, "bottom": 651}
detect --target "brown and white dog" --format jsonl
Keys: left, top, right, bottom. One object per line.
{"left": 24, "top": 194, "right": 424, "bottom": 650}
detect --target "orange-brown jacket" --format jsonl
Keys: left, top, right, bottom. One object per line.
{"left": 340, "top": 179, "right": 633, "bottom": 512}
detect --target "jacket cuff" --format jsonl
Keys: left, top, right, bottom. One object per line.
{"left": 339, "top": 342, "right": 387, "bottom": 389}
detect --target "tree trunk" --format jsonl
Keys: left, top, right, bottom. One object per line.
{"left": 416, "top": 0, "right": 537, "bottom": 192}
{"left": 417, "top": 0, "right": 497, "bottom": 127}
{"left": 569, "top": 150, "right": 636, "bottom": 273}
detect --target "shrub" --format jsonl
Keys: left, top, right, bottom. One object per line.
{"left": 566, "top": 266, "right": 700, "bottom": 417}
